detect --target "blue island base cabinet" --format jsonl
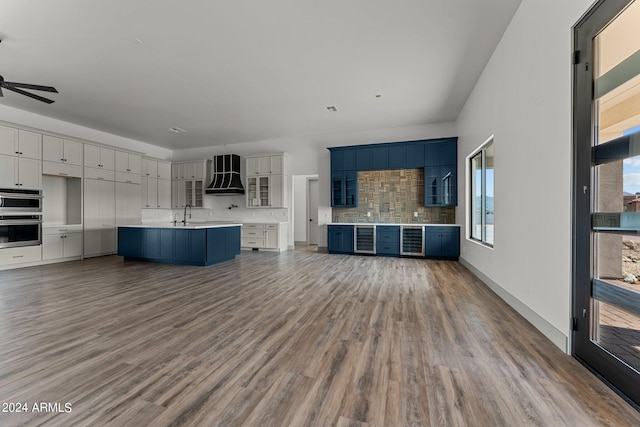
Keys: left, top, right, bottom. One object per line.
{"left": 118, "top": 226, "right": 241, "bottom": 266}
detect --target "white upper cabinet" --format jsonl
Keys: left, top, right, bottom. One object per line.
{"left": 43, "top": 135, "right": 83, "bottom": 166}
{"left": 17, "top": 130, "right": 42, "bottom": 160}
{"left": 142, "top": 158, "right": 158, "bottom": 177}
{"left": 85, "top": 145, "right": 115, "bottom": 170}
{"left": 0, "top": 126, "right": 42, "bottom": 160}
{"left": 0, "top": 125, "right": 18, "bottom": 157}
{"left": 157, "top": 161, "right": 171, "bottom": 180}
{"left": 115, "top": 151, "right": 141, "bottom": 174}
{"left": 0, "top": 155, "right": 42, "bottom": 189}
{"left": 246, "top": 154, "right": 286, "bottom": 175}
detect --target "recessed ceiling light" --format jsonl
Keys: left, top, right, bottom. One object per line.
{"left": 135, "top": 38, "right": 144, "bottom": 44}
{"left": 325, "top": 105, "right": 338, "bottom": 112}
{"left": 169, "top": 127, "right": 187, "bottom": 133}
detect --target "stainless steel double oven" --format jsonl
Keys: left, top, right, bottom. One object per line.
{"left": 0, "top": 189, "right": 43, "bottom": 248}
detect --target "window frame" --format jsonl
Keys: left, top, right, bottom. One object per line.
{"left": 468, "top": 136, "right": 494, "bottom": 248}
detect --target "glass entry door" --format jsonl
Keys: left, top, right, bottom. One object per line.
{"left": 573, "top": 0, "right": 640, "bottom": 407}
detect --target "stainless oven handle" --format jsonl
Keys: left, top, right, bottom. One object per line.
{"left": 0, "top": 220, "right": 43, "bottom": 225}
{"left": 0, "top": 193, "right": 43, "bottom": 199}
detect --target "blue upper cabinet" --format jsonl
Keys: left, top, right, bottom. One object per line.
{"left": 331, "top": 148, "right": 356, "bottom": 172}
{"left": 388, "top": 145, "right": 407, "bottom": 169}
{"left": 424, "top": 139, "right": 457, "bottom": 207}
{"left": 329, "top": 137, "right": 457, "bottom": 208}
{"left": 357, "top": 146, "right": 388, "bottom": 170}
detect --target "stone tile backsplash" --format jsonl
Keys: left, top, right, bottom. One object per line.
{"left": 332, "top": 169, "right": 455, "bottom": 224}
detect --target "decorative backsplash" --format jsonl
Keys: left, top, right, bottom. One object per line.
{"left": 332, "top": 169, "right": 456, "bottom": 224}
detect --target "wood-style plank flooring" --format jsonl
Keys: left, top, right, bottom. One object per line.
{"left": 0, "top": 249, "right": 638, "bottom": 426}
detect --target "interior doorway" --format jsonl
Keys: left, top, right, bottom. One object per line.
{"left": 307, "top": 178, "right": 319, "bottom": 245}
{"left": 573, "top": 0, "right": 640, "bottom": 408}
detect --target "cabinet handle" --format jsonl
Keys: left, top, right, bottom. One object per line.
{"left": 19, "top": 152, "right": 23, "bottom": 155}
{"left": 59, "top": 173, "right": 68, "bottom": 176}
{"left": 15, "top": 151, "right": 19, "bottom": 154}
{"left": 97, "top": 177, "right": 104, "bottom": 180}
{"left": 59, "top": 229, "right": 68, "bottom": 232}
{"left": 127, "top": 169, "right": 131, "bottom": 172}
{"left": 13, "top": 255, "right": 24, "bottom": 259}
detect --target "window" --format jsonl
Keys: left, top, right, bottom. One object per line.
{"left": 470, "top": 137, "right": 494, "bottom": 246}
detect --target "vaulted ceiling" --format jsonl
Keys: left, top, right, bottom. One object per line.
{"left": 0, "top": 0, "right": 522, "bottom": 149}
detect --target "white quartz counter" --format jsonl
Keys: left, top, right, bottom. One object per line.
{"left": 121, "top": 221, "right": 242, "bottom": 230}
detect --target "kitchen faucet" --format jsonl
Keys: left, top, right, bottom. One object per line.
{"left": 173, "top": 212, "right": 180, "bottom": 226}
{"left": 183, "top": 204, "right": 192, "bottom": 226}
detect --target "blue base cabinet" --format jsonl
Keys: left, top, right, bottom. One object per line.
{"left": 376, "top": 226, "right": 400, "bottom": 256}
{"left": 328, "top": 225, "right": 355, "bottom": 254}
{"left": 117, "top": 226, "right": 242, "bottom": 266}
{"left": 424, "top": 226, "right": 460, "bottom": 259}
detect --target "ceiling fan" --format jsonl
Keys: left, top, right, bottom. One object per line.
{"left": 0, "top": 74, "right": 58, "bottom": 104}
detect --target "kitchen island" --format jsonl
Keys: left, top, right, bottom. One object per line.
{"left": 117, "top": 222, "right": 241, "bottom": 266}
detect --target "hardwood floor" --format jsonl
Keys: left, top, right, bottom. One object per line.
{"left": 0, "top": 249, "right": 638, "bottom": 426}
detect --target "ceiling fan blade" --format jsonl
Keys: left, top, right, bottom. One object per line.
{"left": 0, "top": 86, "right": 3, "bottom": 97}
{"left": 4, "top": 86, "right": 55, "bottom": 104}
{"left": 5, "top": 81, "right": 58, "bottom": 93}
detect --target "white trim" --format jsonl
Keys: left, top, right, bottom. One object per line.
{"left": 460, "top": 257, "right": 569, "bottom": 353}
{"left": 466, "top": 135, "right": 494, "bottom": 246}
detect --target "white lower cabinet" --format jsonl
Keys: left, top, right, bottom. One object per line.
{"left": 241, "top": 223, "right": 288, "bottom": 251}
{"left": 0, "top": 245, "right": 42, "bottom": 267}
{"left": 42, "top": 226, "right": 82, "bottom": 260}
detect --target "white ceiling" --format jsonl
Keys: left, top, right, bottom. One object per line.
{"left": 0, "top": 0, "right": 522, "bottom": 150}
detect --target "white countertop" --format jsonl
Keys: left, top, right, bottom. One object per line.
{"left": 121, "top": 221, "right": 242, "bottom": 230}
{"left": 327, "top": 222, "right": 461, "bottom": 227}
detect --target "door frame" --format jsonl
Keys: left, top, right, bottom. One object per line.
{"left": 572, "top": 0, "right": 640, "bottom": 408}
{"left": 307, "top": 177, "right": 319, "bottom": 245}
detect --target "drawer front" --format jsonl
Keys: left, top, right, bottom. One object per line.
{"left": 242, "top": 237, "right": 265, "bottom": 248}
{"left": 377, "top": 231, "right": 399, "bottom": 243}
{"left": 0, "top": 245, "right": 42, "bottom": 265}
{"left": 43, "top": 226, "right": 82, "bottom": 235}
{"left": 243, "top": 230, "right": 265, "bottom": 238}
{"left": 376, "top": 225, "right": 400, "bottom": 233}
{"left": 115, "top": 171, "right": 142, "bottom": 184}
{"left": 243, "top": 224, "right": 266, "bottom": 230}
{"left": 265, "top": 224, "right": 279, "bottom": 230}
{"left": 43, "top": 161, "right": 82, "bottom": 178}
{"left": 376, "top": 241, "right": 400, "bottom": 255}
{"left": 84, "top": 167, "right": 115, "bottom": 181}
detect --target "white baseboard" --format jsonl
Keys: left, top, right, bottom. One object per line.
{"left": 459, "top": 257, "right": 569, "bottom": 353}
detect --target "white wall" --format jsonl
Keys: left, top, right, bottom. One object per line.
{"left": 455, "top": 0, "right": 595, "bottom": 352}
{"left": 173, "top": 121, "right": 457, "bottom": 247}
{"left": 0, "top": 104, "right": 172, "bottom": 160}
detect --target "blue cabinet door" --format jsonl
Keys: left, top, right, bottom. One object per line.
{"left": 424, "top": 143, "right": 441, "bottom": 167}
{"left": 207, "top": 228, "right": 226, "bottom": 262}
{"left": 357, "top": 148, "right": 372, "bottom": 170}
{"left": 441, "top": 164, "right": 457, "bottom": 206}
{"left": 189, "top": 230, "right": 207, "bottom": 264}
{"left": 371, "top": 146, "right": 388, "bottom": 169}
{"left": 331, "top": 172, "right": 345, "bottom": 207}
{"left": 118, "top": 227, "right": 144, "bottom": 258}
{"left": 440, "top": 228, "right": 460, "bottom": 258}
{"left": 328, "top": 225, "right": 354, "bottom": 254}
{"left": 425, "top": 226, "right": 460, "bottom": 258}
{"left": 388, "top": 146, "right": 407, "bottom": 169}
{"left": 171, "top": 229, "right": 205, "bottom": 264}
{"left": 145, "top": 228, "right": 174, "bottom": 259}
{"left": 330, "top": 148, "right": 356, "bottom": 172}
{"left": 440, "top": 141, "right": 457, "bottom": 165}
{"left": 424, "top": 166, "right": 440, "bottom": 206}
{"left": 344, "top": 171, "right": 358, "bottom": 207}
{"left": 406, "top": 143, "right": 425, "bottom": 169}
{"left": 227, "top": 226, "right": 241, "bottom": 255}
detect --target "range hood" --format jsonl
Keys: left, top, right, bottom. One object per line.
{"left": 206, "top": 154, "right": 245, "bottom": 195}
